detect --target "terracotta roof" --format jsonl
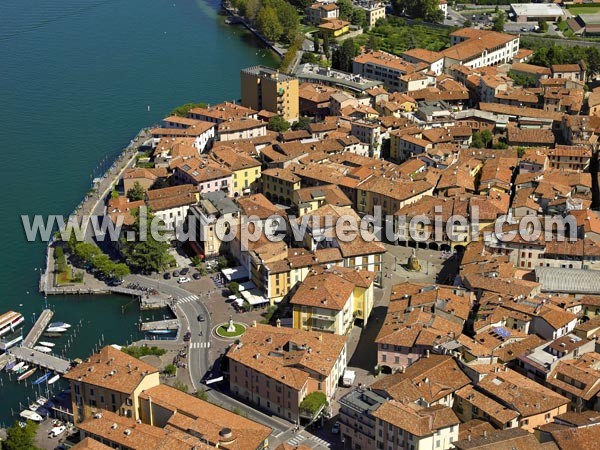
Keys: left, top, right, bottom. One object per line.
{"left": 372, "top": 401, "right": 459, "bottom": 437}
{"left": 453, "top": 428, "right": 546, "bottom": 450}
{"left": 139, "top": 384, "right": 271, "bottom": 450}
{"left": 551, "top": 425, "right": 600, "bottom": 450}
{"left": 370, "top": 355, "right": 470, "bottom": 404}
{"left": 64, "top": 346, "right": 158, "bottom": 394}
{"left": 226, "top": 324, "right": 347, "bottom": 389}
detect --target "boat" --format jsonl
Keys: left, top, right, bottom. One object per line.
{"left": 0, "top": 334, "right": 24, "bottom": 351}
{"left": 33, "top": 345, "right": 52, "bottom": 353}
{"left": 48, "top": 322, "right": 71, "bottom": 329}
{"left": 43, "top": 332, "right": 63, "bottom": 338}
{"left": 16, "top": 365, "right": 29, "bottom": 374}
{"left": 18, "top": 368, "right": 36, "bottom": 381}
{"left": 4, "top": 360, "right": 16, "bottom": 372}
{"left": 33, "top": 373, "right": 52, "bottom": 385}
{"left": 147, "top": 329, "right": 172, "bottom": 335}
{"left": 46, "top": 327, "right": 67, "bottom": 333}
{"left": 48, "top": 374, "right": 60, "bottom": 384}
{"left": 0, "top": 311, "right": 24, "bottom": 337}
{"left": 11, "top": 361, "right": 25, "bottom": 372}
{"left": 19, "top": 410, "right": 43, "bottom": 422}
{"left": 38, "top": 341, "right": 55, "bottom": 347}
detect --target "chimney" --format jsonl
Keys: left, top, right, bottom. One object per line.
{"left": 425, "top": 349, "right": 430, "bottom": 358}
{"left": 276, "top": 318, "right": 281, "bottom": 328}
{"left": 318, "top": 334, "right": 323, "bottom": 341}
{"left": 252, "top": 320, "right": 257, "bottom": 327}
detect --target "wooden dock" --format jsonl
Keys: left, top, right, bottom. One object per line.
{"left": 10, "top": 346, "right": 71, "bottom": 374}
{"left": 23, "top": 309, "right": 54, "bottom": 348}
{"left": 140, "top": 319, "right": 180, "bottom": 332}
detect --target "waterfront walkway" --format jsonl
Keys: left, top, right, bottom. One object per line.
{"left": 39, "top": 128, "right": 151, "bottom": 295}
{"left": 140, "top": 318, "right": 180, "bottom": 332}
{"left": 23, "top": 309, "right": 54, "bottom": 348}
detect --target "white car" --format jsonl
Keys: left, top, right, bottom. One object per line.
{"left": 178, "top": 277, "right": 190, "bottom": 284}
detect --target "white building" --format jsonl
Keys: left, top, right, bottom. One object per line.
{"left": 442, "top": 28, "right": 520, "bottom": 69}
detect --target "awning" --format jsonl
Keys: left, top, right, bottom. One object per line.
{"left": 221, "top": 266, "right": 250, "bottom": 282}
{"left": 241, "top": 289, "right": 269, "bottom": 306}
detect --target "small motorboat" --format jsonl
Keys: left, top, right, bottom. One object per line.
{"left": 147, "top": 329, "right": 172, "bottom": 335}
{"left": 20, "top": 410, "right": 43, "bottom": 422}
{"left": 48, "top": 322, "right": 71, "bottom": 329}
{"left": 33, "top": 373, "right": 52, "bottom": 385}
{"left": 38, "top": 341, "right": 55, "bottom": 347}
{"left": 4, "top": 360, "right": 16, "bottom": 371}
{"left": 49, "top": 425, "right": 66, "bottom": 437}
{"left": 48, "top": 374, "right": 60, "bottom": 384}
{"left": 11, "top": 361, "right": 25, "bottom": 372}
{"left": 46, "top": 327, "right": 67, "bottom": 333}
{"left": 33, "top": 345, "right": 52, "bottom": 353}
{"left": 43, "top": 332, "right": 63, "bottom": 338}
{"left": 16, "top": 365, "right": 29, "bottom": 374}
{"left": 18, "top": 368, "right": 36, "bottom": 381}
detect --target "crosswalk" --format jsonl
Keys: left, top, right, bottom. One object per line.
{"left": 286, "top": 435, "right": 307, "bottom": 446}
{"left": 308, "top": 435, "right": 331, "bottom": 448}
{"left": 190, "top": 342, "right": 211, "bottom": 349}
{"left": 178, "top": 295, "right": 199, "bottom": 304}
{"left": 286, "top": 434, "right": 330, "bottom": 449}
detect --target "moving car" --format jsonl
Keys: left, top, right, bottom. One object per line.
{"left": 197, "top": 315, "right": 205, "bottom": 322}
{"left": 331, "top": 422, "right": 340, "bottom": 435}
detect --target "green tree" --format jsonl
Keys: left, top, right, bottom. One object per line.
{"left": 170, "top": 102, "right": 207, "bottom": 117}
{"left": 163, "top": 364, "right": 177, "bottom": 376}
{"left": 111, "top": 263, "right": 130, "bottom": 280}
{"left": 268, "top": 116, "right": 291, "bottom": 132}
{"left": 366, "top": 33, "right": 380, "bottom": 51}
{"left": 351, "top": 8, "right": 367, "bottom": 28}
{"left": 463, "top": 19, "right": 472, "bottom": 28}
{"left": 539, "top": 19, "right": 548, "bottom": 33}
{"left": 120, "top": 209, "right": 174, "bottom": 274}
{"left": 246, "top": 0, "right": 261, "bottom": 23}
{"left": 293, "top": 116, "right": 312, "bottom": 130}
{"left": 392, "top": 0, "right": 443, "bottom": 22}
{"left": 127, "top": 181, "right": 145, "bottom": 202}
{"left": 111, "top": 189, "right": 119, "bottom": 199}
{"left": 299, "top": 391, "right": 328, "bottom": 417}
{"left": 337, "top": 0, "right": 354, "bottom": 20}
{"left": 258, "top": 7, "right": 283, "bottom": 42}
{"left": 322, "top": 34, "right": 331, "bottom": 57}
{"left": 3, "top": 421, "right": 41, "bottom": 450}
{"left": 274, "top": 0, "right": 300, "bottom": 43}
{"left": 332, "top": 38, "right": 359, "bottom": 72}
{"left": 492, "top": 13, "right": 505, "bottom": 32}
{"left": 228, "top": 281, "right": 240, "bottom": 297}
{"left": 313, "top": 36, "right": 320, "bottom": 53}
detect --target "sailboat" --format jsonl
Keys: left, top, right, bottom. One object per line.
{"left": 18, "top": 368, "right": 36, "bottom": 381}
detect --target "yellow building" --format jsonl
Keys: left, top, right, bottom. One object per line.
{"left": 64, "top": 346, "right": 160, "bottom": 422}
{"left": 291, "top": 266, "right": 375, "bottom": 334}
{"left": 261, "top": 167, "right": 301, "bottom": 206}
{"left": 318, "top": 18, "right": 350, "bottom": 38}
{"left": 240, "top": 66, "right": 299, "bottom": 122}
{"left": 211, "top": 146, "right": 261, "bottom": 197}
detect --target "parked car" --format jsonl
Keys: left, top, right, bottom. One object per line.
{"left": 180, "top": 268, "right": 189, "bottom": 275}
{"left": 331, "top": 422, "right": 340, "bottom": 435}
{"left": 178, "top": 276, "right": 190, "bottom": 284}
{"left": 197, "top": 315, "right": 206, "bottom": 322}
{"left": 192, "top": 272, "right": 201, "bottom": 280}
{"left": 173, "top": 270, "right": 180, "bottom": 277}
{"left": 163, "top": 272, "right": 172, "bottom": 280}
{"left": 183, "top": 331, "right": 192, "bottom": 341}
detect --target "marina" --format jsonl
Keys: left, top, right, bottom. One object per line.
{"left": 22, "top": 309, "right": 54, "bottom": 348}
{"left": 9, "top": 347, "right": 71, "bottom": 375}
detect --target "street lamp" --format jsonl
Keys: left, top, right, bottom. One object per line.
{"left": 341, "top": 437, "right": 346, "bottom": 450}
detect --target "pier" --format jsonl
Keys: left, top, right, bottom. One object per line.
{"left": 9, "top": 346, "right": 71, "bottom": 374}
{"left": 23, "top": 309, "right": 54, "bottom": 348}
{"left": 140, "top": 318, "right": 180, "bottom": 332}
{"left": 0, "top": 353, "right": 15, "bottom": 371}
